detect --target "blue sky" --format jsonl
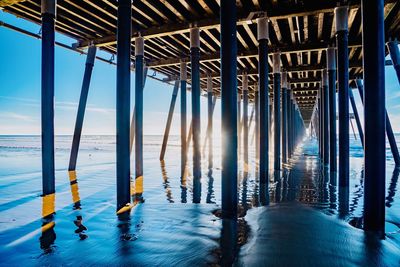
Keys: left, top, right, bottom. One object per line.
{"left": 0, "top": 11, "right": 399, "bottom": 135}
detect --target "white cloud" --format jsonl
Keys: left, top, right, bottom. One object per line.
{"left": 0, "top": 95, "right": 38, "bottom": 104}
{"left": 0, "top": 112, "right": 36, "bottom": 122}
{"left": 55, "top": 101, "right": 115, "bottom": 115}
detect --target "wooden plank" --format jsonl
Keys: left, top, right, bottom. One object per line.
{"left": 330, "top": 14, "right": 335, "bottom": 39}
{"left": 76, "top": 1, "right": 377, "bottom": 48}
{"left": 348, "top": 8, "right": 358, "bottom": 33}
{"left": 243, "top": 23, "right": 258, "bottom": 47}
{"left": 141, "top": 0, "right": 170, "bottom": 22}
{"left": 203, "top": 29, "right": 220, "bottom": 46}
{"left": 147, "top": 42, "right": 363, "bottom": 68}
{"left": 271, "top": 18, "right": 283, "bottom": 42}
{"left": 198, "top": 0, "right": 214, "bottom": 15}
{"left": 317, "top": 13, "right": 324, "bottom": 40}
{"left": 160, "top": 0, "right": 185, "bottom": 22}
{"left": 303, "top": 15, "right": 309, "bottom": 41}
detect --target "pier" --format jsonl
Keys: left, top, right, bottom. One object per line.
{"left": 1, "top": 0, "right": 400, "bottom": 265}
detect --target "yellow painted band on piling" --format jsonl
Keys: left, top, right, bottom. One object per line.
{"left": 68, "top": 170, "right": 77, "bottom": 182}
{"left": 116, "top": 201, "right": 139, "bottom": 215}
{"left": 116, "top": 203, "right": 132, "bottom": 215}
{"left": 42, "top": 193, "right": 55, "bottom": 218}
{"left": 135, "top": 175, "right": 143, "bottom": 194}
{"left": 71, "top": 183, "right": 81, "bottom": 204}
{"left": 41, "top": 221, "right": 55, "bottom": 233}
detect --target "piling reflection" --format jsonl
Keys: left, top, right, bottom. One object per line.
{"left": 240, "top": 172, "right": 249, "bottom": 210}
{"left": 252, "top": 171, "right": 260, "bottom": 207}
{"left": 220, "top": 218, "right": 237, "bottom": 266}
{"left": 68, "top": 171, "right": 89, "bottom": 239}
{"left": 40, "top": 193, "right": 56, "bottom": 254}
{"left": 193, "top": 177, "right": 201, "bottom": 203}
{"left": 329, "top": 172, "right": 338, "bottom": 211}
{"left": 338, "top": 186, "right": 350, "bottom": 219}
{"left": 160, "top": 160, "right": 174, "bottom": 203}
{"left": 180, "top": 169, "right": 188, "bottom": 203}
{"left": 68, "top": 171, "right": 81, "bottom": 210}
{"left": 287, "top": 169, "right": 298, "bottom": 201}
{"left": 274, "top": 171, "right": 282, "bottom": 203}
{"left": 259, "top": 183, "right": 269, "bottom": 206}
{"left": 318, "top": 167, "right": 330, "bottom": 209}
{"left": 206, "top": 169, "right": 215, "bottom": 204}
{"left": 281, "top": 170, "right": 289, "bottom": 202}
{"left": 386, "top": 168, "right": 400, "bottom": 207}
{"left": 349, "top": 170, "right": 364, "bottom": 216}
{"left": 116, "top": 213, "right": 134, "bottom": 255}
{"left": 74, "top": 215, "right": 88, "bottom": 240}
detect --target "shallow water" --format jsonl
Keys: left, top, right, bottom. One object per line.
{"left": 0, "top": 134, "right": 399, "bottom": 266}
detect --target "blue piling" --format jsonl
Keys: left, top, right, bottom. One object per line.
{"left": 180, "top": 62, "right": 187, "bottom": 178}
{"left": 68, "top": 46, "right": 97, "bottom": 171}
{"left": 220, "top": 0, "right": 238, "bottom": 218}
{"left": 322, "top": 70, "right": 330, "bottom": 166}
{"left": 281, "top": 72, "right": 288, "bottom": 164}
{"left": 257, "top": 16, "right": 270, "bottom": 186}
{"left": 273, "top": 53, "right": 281, "bottom": 171}
{"left": 335, "top": 6, "right": 350, "bottom": 187}
{"left": 190, "top": 28, "right": 202, "bottom": 203}
{"left": 361, "top": 0, "right": 386, "bottom": 234}
{"left": 41, "top": 1, "right": 56, "bottom": 196}
{"left": 349, "top": 89, "right": 364, "bottom": 147}
{"left": 116, "top": 0, "right": 132, "bottom": 211}
{"left": 327, "top": 47, "right": 337, "bottom": 173}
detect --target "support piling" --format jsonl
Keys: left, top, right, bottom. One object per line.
{"left": 287, "top": 88, "right": 292, "bottom": 158}
{"left": 129, "top": 67, "right": 148, "bottom": 155}
{"left": 134, "top": 36, "right": 144, "bottom": 202}
{"left": 349, "top": 89, "right": 364, "bottom": 147}
{"left": 243, "top": 73, "right": 249, "bottom": 172}
{"left": 361, "top": 0, "right": 386, "bottom": 234}
{"left": 160, "top": 81, "right": 180, "bottom": 161}
{"left": 335, "top": 6, "right": 350, "bottom": 187}
{"left": 41, "top": 0, "right": 56, "bottom": 196}
{"left": 257, "top": 16, "right": 270, "bottom": 186}
{"left": 116, "top": 0, "right": 131, "bottom": 210}
{"left": 322, "top": 70, "right": 329, "bottom": 166}
{"left": 255, "top": 88, "right": 260, "bottom": 165}
{"left": 68, "top": 46, "right": 97, "bottom": 172}
{"left": 190, "top": 27, "right": 201, "bottom": 203}
{"left": 180, "top": 62, "right": 187, "bottom": 178}
{"left": 220, "top": 0, "right": 238, "bottom": 219}
{"left": 273, "top": 52, "right": 281, "bottom": 171}
{"left": 207, "top": 75, "right": 213, "bottom": 169}
{"left": 281, "top": 72, "right": 288, "bottom": 165}
{"left": 327, "top": 47, "right": 337, "bottom": 173}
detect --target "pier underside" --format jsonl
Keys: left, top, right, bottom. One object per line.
{"left": 1, "top": 0, "right": 400, "bottom": 265}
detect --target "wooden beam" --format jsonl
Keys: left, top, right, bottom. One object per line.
{"left": 147, "top": 42, "right": 363, "bottom": 68}
{"left": 317, "top": 12, "right": 324, "bottom": 40}
{"left": 288, "top": 17, "right": 296, "bottom": 44}
{"left": 75, "top": 1, "right": 371, "bottom": 48}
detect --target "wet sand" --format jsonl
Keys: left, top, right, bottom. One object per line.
{"left": 1, "top": 135, "right": 400, "bottom": 266}
{"left": 239, "top": 203, "right": 400, "bottom": 267}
